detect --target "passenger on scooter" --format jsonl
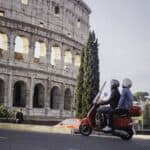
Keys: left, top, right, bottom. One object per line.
{"left": 116, "top": 78, "right": 134, "bottom": 113}
{"left": 97, "top": 79, "right": 120, "bottom": 132}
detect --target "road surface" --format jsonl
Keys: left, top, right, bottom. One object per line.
{"left": 0, "top": 129, "right": 150, "bottom": 150}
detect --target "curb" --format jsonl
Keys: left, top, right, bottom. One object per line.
{"left": 136, "top": 130, "right": 150, "bottom": 135}
{"left": 0, "top": 122, "right": 150, "bottom": 135}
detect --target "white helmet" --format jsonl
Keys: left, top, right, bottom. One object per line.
{"left": 122, "top": 78, "right": 132, "bottom": 88}
{"left": 110, "top": 79, "right": 120, "bottom": 88}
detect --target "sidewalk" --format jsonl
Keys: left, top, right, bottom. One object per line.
{"left": 0, "top": 122, "right": 150, "bottom": 135}
{"left": 136, "top": 129, "right": 150, "bottom": 135}
{"left": 0, "top": 122, "right": 71, "bottom": 134}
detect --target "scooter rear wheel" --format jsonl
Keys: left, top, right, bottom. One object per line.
{"left": 79, "top": 124, "right": 92, "bottom": 136}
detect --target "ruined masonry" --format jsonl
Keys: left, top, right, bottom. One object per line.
{"left": 0, "top": 0, "right": 90, "bottom": 120}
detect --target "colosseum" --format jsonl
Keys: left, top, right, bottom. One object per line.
{"left": 0, "top": 0, "right": 91, "bottom": 120}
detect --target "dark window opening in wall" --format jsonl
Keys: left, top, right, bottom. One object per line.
{"left": 54, "top": 6, "right": 60, "bottom": 16}
{"left": 67, "top": 32, "right": 72, "bottom": 37}
{"left": 0, "top": 79, "right": 5, "bottom": 104}
{"left": 64, "top": 89, "right": 71, "bottom": 110}
{"left": 39, "top": 22, "right": 44, "bottom": 28}
{"left": 33, "top": 84, "right": 44, "bottom": 108}
{"left": 50, "top": 86, "right": 60, "bottom": 109}
{"left": 21, "top": 0, "right": 28, "bottom": 5}
{"left": 13, "top": 81, "right": 26, "bottom": 107}
{"left": 0, "top": 11, "right": 4, "bottom": 16}
{"left": 77, "top": 19, "right": 81, "bottom": 28}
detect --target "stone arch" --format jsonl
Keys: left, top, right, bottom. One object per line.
{"left": 54, "top": 5, "right": 60, "bottom": 16}
{"left": 51, "top": 44, "right": 61, "bottom": 66}
{"left": 34, "top": 41, "right": 46, "bottom": 59}
{"left": 33, "top": 83, "right": 45, "bottom": 108}
{"left": 0, "top": 79, "right": 5, "bottom": 104}
{"left": 77, "top": 18, "right": 81, "bottom": 28}
{"left": 13, "top": 81, "right": 26, "bottom": 107}
{"left": 50, "top": 86, "right": 60, "bottom": 109}
{"left": 14, "top": 36, "right": 29, "bottom": 54}
{"left": 64, "top": 49, "right": 72, "bottom": 65}
{"left": 0, "top": 32, "right": 8, "bottom": 51}
{"left": 64, "top": 88, "right": 72, "bottom": 110}
{"left": 74, "top": 53, "right": 81, "bottom": 67}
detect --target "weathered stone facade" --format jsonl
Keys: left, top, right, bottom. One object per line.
{"left": 0, "top": 0, "right": 90, "bottom": 119}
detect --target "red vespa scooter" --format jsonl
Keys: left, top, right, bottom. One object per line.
{"left": 79, "top": 82, "right": 142, "bottom": 140}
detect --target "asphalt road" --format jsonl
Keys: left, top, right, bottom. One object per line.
{"left": 0, "top": 129, "right": 150, "bottom": 150}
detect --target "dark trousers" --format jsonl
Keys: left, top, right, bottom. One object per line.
{"left": 97, "top": 106, "right": 114, "bottom": 128}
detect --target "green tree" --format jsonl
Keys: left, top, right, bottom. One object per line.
{"left": 134, "top": 92, "right": 149, "bottom": 102}
{"left": 76, "top": 31, "right": 100, "bottom": 118}
{"left": 75, "top": 49, "right": 85, "bottom": 118}
{"left": 82, "top": 33, "right": 92, "bottom": 117}
{"left": 90, "top": 31, "right": 99, "bottom": 103}
{"left": 0, "top": 104, "right": 9, "bottom": 118}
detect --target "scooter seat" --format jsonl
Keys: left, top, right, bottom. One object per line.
{"left": 114, "top": 109, "right": 129, "bottom": 116}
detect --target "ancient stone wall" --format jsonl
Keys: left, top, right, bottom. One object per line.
{"left": 0, "top": 0, "right": 90, "bottom": 119}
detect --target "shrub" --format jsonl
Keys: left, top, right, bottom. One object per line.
{"left": 0, "top": 104, "right": 9, "bottom": 118}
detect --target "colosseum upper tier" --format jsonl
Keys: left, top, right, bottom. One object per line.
{"left": 0, "top": 0, "right": 91, "bottom": 119}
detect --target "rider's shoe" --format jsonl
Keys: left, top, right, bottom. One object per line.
{"left": 102, "top": 126, "right": 112, "bottom": 132}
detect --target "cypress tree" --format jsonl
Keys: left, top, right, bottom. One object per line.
{"left": 75, "top": 31, "right": 100, "bottom": 118}
{"left": 82, "top": 32, "right": 93, "bottom": 117}
{"left": 75, "top": 48, "right": 85, "bottom": 118}
{"left": 90, "top": 31, "right": 99, "bottom": 103}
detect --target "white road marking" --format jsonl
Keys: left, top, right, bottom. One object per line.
{"left": 68, "top": 148, "right": 80, "bottom": 150}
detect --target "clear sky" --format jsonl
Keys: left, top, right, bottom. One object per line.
{"left": 85, "top": 0, "right": 150, "bottom": 94}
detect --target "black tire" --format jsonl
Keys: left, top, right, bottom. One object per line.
{"left": 120, "top": 128, "right": 134, "bottom": 140}
{"left": 79, "top": 124, "right": 92, "bottom": 136}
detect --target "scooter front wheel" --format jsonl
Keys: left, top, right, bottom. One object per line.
{"left": 79, "top": 124, "right": 92, "bottom": 136}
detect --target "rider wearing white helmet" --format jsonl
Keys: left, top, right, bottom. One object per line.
{"left": 122, "top": 78, "right": 132, "bottom": 88}
{"left": 117, "top": 78, "right": 134, "bottom": 109}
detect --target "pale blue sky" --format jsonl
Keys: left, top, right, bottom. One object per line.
{"left": 85, "top": 0, "right": 150, "bottom": 94}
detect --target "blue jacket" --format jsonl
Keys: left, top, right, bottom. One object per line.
{"left": 117, "top": 87, "right": 133, "bottom": 109}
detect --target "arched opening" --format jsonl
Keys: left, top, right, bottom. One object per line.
{"left": 21, "top": 0, "right": 28, "bottom": 5}
{"left": 64, "top": 88, "right": 72, "bottom": 110}
{"left": 77, "top": 18, "right": 81, "bottom": 28}
{"left": 13, "top": 81, "right": 26, "bottom": 107}
{"left": 0, "top": 79, "right": 5, "bottom": 104}
{"left": 33, "top": 84, "right": 45, "bottom": 108}
{"left": 0, "top": 32, "right": 8, "bottom": 50}
{"left": 50, "top": 86, "right": 60, "bottom": 109}
{"left": 14, "top": 36, "right": 29, "bottom": 60}
{"left": 64, "top": 49, "right": 72, "bottom": 67}
{"left": 51, "top": 45, "right": 61, "bottom": 66}
{"left": 15, "top": 36, "right": 29, "bottom": 54}
{"left": 74, "top": 53, "right": 81, "bottom": 67}
{"left": 54, "top": 5, "right": 60, "bottom": 16}
{"left": 34, "top": 41, "right": 46, "bottom": 59}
